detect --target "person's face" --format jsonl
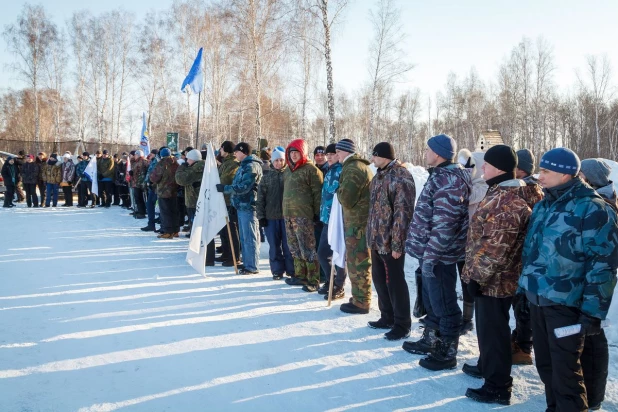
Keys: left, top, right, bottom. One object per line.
{"left": 425, "top": 147, "right": 440, "bottom": 167}
{"left": 38, "top": 154, "right": 44, "bottom": 160}
{"left": 290, "top": 150, "right": 301, "bottom": 163}
{"left": 326, "top": 152, "right": 337, "bottom": 166}
{"left": 314, "top": 152, "right": 326, "bottom": 165}
{"left": 187, "top": 158, "right": 196, "bottom": 166}
{"left": 538, "top": 168, "right": 571, "bottom": 189}
{"left": 220, "top": 147, "right": 227, "bottom": 157}
{"left": 103, "top": 154, "right": 109, "bottom": 159}
{"left": 335, "top": 149, "right": 348, "bottom": 163}
{"left": 515, "top": 168, "right": 528, "bottom": 179}
{"left": 26, "top": 157, "right": 33, "bottom": 163}
{"left": 234, "top": 150, "right": 246, "bottom": 161}
{"left": 272, "top": 158, "right": 285, "bottom": 170}
{"left": 482, "top": 162, "right": 504, "bottom": 181}
{"left": 8, "top": 159, "right": 14, "bottom": 164}
{"left": 372, "top": 155, "right": 390, "bottom": 169}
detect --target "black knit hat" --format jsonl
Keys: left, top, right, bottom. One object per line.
{"left": 484, "top": 145, "right": 518, "bottom": 173}
{"left": 234, "top": 142, "right": 252, "bottom": 156}
{"left": 221, "top": 141, "right": 235, "bottom": 154}
{"left": 313, "top": 146, "right": 326, "bottom": 155}
{"left": 82, "top": 151, "right": 90, "bottom": 157}
{"left": 102, "top": 149, "right": 109, "bottom": 155}
{"left": 372, "top": 142, "right": 395, "bottom": 160}
{"left": 325, "top": 143, "right": 337, "bottom": 154}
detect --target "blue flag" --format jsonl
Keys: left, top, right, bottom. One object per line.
{"left": 181, "top": 48, "right": 204, "bottom": 94}
{"left": 139, "top": 112, "right": 150, "bottom": 155}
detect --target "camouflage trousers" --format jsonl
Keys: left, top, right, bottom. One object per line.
{"left": 345, "top": 225, "right": 372, "bottom": 309}
{"left": 285, "top": 217, "right": 320, "bottom": 285}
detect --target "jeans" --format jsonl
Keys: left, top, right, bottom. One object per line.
{"left": 421, "top": 260, "right": 462, "bottom": 338}
{"left": 264, "top": 218, "right": 294, "bottom": 276}
{"left": 147, "top": 189, "right": 158, "bottom": 226}
{"left": 237, "top": 209, "right": 259, "bottom": 272}
{"left": 45, "top": 183, "right": 59, "bottom": 207}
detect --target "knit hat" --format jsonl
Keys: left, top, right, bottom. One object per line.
{"left": 372, "top": 142, "right": 395, "bottom": 160}
{"left": 186, "top": 149, "right": 202, "bottom": 162}
{"left": 516, "top": 149, "right": 535, "bottom": 175}
{"left": 135, "top": 150, "right": 144, "bottom": 158}
{"left": 159, "top": 148, "right": 171, "bottom": 158}
{"left": 275, "top": 146, "right": 285, "bottom": 152}
{"left": 150, "top": 149, "right": 159, "bottom": 155}
{"left": 221, "top": 141, "right": 235, "bottom": 154}
{"left": 335, "top": 139, "right": 356, "bottom": 154}
{"left": 314, "top": 146, "right": 326, "bottom": 155}
{"left": 63, "top": 153, "right": 71, "bottom": 160}
{"left": 26, "top": 154, "right": 35, "bottom": 160}
{"left": 234, "top": 142, "right": 252, "bottom": 156}
{"left": 184, "top": 146, "right": 194, "bottom": 153}
{"left": 82, "top": 151, "right": 90, "bottom": 158}
{"left": 50, "top": 153, "right": 58, "bottom": 159}
{"left": 102, "top": 149, "right": 109, "bottom": 155}
{"left": 325, "top": 143, "right": 337, "bottom": 154}
{"left": 484, "top": 145, "right": 518, "bottom": 173}
{"left": 427, "top": 134, "right": 456, "bottom": 161}
{"left": 271, "top": 149, "right": 285, "bottom": 161}
{"left": 129, "top": 150, "right": 136, "bottom": 156}
{"left": 580, "top": 158, "right": 611, "bottom": 188}
{"left": 540, "top": 148, "right": 580, "bottom": 176}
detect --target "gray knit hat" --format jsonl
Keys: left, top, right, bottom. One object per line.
{"left": 516, "top": 149, "right": 535, "bottom": 175}
{"left": 580, "top": 158, "right": 611, "bottom": 188}
{"left": 335, "top": 139, "right": 356, "bottom": 154}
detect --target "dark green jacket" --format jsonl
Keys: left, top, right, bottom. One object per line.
{"left": 282, "top": 162, "right": 323, "bottom": 219}
{"left": 175, "top": 160, "right": 205, "bottom": 208}
{"left": 337, "top": 154, "right": 373, "bottom": 228}
{"left": 257, "top": 165, "right": 286, "bottom": 220}
{"left": 218, "top": 154, "right": 239, "bottom": 206}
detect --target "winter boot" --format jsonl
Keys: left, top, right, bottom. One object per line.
{"left": 324, "top": 285, "right": 345, "bottom": 301}
{"left": 402, "top": 328, "right": 439, "bottom": 355}
{"left": 368, "top": 318, "right": 394, "bottom": 330}
{"left": 465, "top": 385, "right": 511, "bottom": 405}
{"left": 460, "top": 301, "right": 474, "bottom": 335}
{"left": 318, "top": 281, "right": 330, "bottom": 295}
{"left": 339, "top": 302, "right": 369, "bottom": 314}
{"left": 511, "top": 341, "right": 533, "bottom": 365}
{"left": 384, "top": 325, "right": 410, "bottom": 341}
{"left": 285, "top": 277, "right": 307, "bottom": 286}
{"left": 419, "top": 336, "right": 459, "bottom": 371}
{"left": 462, "top": 362, "right": 483, "bottom": 379}
{"left": 302, "top": 283, "right": 319, "bottom": 293}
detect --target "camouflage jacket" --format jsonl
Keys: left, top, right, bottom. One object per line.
{"left": 257, "top": 165, "right": 286, "bottom": 220}
{"left": 405, "top": 163, "right": 472, "bottom": 265}
{"left": 97, "top": 157, "right": 115, "bottom": 180}
{"left": 367, "top": 160, "right": 416, "bottom": 254}
{"left": 130, "top": 157, "right": 148, "bottom": 189}
{"left": 461, "top": 180, "right": 533, "bottom": 298}
{"left": 282, "top": 163, "right": 323, "bottom": 219}
{"left": 114, "top": 160, "right": 128, "bottom": 186}
{"left": 150, "top": 157, "right": 179, "bottom": 199}
{"left": 218, "top": 154, "right": 239, "bottom": 206}
{"left": 62, "top": 160, "right": 76, "bottom": 183}
{"left": 223, "top": 154, "right": 263, "bottom": 211}
{"left": 75, "top": 159, "right": 90, "bottom": 182}
{"left": 21, "top": 162, "right": 40, "bottom": 185}
{"left": 42, "top": 161, "right": 62, "bottom": 184}
{"left": 175, "top": 160, "right": 204, "bottom": 208}
{"left": 518, "top": 178, "right": 618, "bottom": 319}
{"left": 320, "top": 162, "right": 343, "bottom": 224}
{"left": 337, "top": 154, "right": 373, "bottom": 228}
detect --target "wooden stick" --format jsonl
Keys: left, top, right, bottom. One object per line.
{"left": 226, "top": 216, "right": 239, "bottom": 275}
{"left": 327, "top": 262, "right": 336, "bottom": 307}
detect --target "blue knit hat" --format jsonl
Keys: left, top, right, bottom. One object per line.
{"left": 335, "top": 139, "right": 356, "bottom": 154}
{"left": 160, "top": 148, "right": 171, "bottom": 158}
{"left": 427, "top": 134, "right": 457, "bottom": 161}
{"left": 540, "top": 147, "right": 580, "bottom": 176}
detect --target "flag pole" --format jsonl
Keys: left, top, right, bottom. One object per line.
{"left": 327, "top": 263, "right": 336, "bottom": 307}
{"left": 226, "top": 216, "right": 239, "bottom": 275}
{"left": 196, "top": 91, "right": 201, "bottom": 148}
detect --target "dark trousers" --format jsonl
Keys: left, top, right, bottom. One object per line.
{"left": 78, "top": 181, "right": 93, "bottom": 206}
{"left": 512, "top": 293, "right": 533, "bottom": 353}
{"left": 62, "top": 185, "right": 73, "bottom": 206}
{"left": 421, "top": 261, "right": 462, "bottom": 338}
{"left": 531, "top": 304, "right": 587, "bottom": 412}
{"left": 177, "top": 195, "right": 186, "bottom": 227}
{"left": 372, "top": 250, "right": 411, "bottom": 330}
{"left": 37, "top": 180, "right": 46, "bottom": 204}
{"left": 457, "top": 261, "right": 474, "bottom": 305}
{"left": 476, "top": 295, "right": 513, "bottom": 391}
{"left": 118, "top": 185, "right": 131, "bottom": 207}
{"left": 581, "top": 331, "right": 608, "bottom": 408}
{"left": 187, "top": 208, "right": 196, "bottom": 228}
{"left": 24, "top": 183, "right": 38, "bottom": 207}
{"left": 314, "top": 221, "right": 327, "bottom": 282}
{"left": 112, "top": 183, "right": 120, "bottom": 205}
{"left": 158, "top": 197, "right": 179, "bottom": 234}
{"left": 133, "top": 187, "right": 146, "bottom": 215}
{"left": 207, "top": 239, "right": 215, "bottom": 265}
{"left": 317, "top": 224, "right": 346, "bottom": 286}
{"left": 100, "top": 180, "right": 114, "bottom": 206}
{"left": 264, "top": 218, "right": 294, "bottom": 276}
{"left": 219, "top": 206, "right": 240, "bottom": 262}
{"left": 3, "top": 184, "right": 15, "bottom": 206}
{"left": 146, "top": 189, "right": 158, "bottom": 226}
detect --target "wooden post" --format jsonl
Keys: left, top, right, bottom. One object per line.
{"left": 226, "top": 216, "right": 239, "bottom": 275}
{"left": 327, "top": 262, "right": 336, "bottom": 307}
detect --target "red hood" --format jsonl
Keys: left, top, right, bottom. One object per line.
{"left": 286, "top": 139, "right": 309, "bottom": 171}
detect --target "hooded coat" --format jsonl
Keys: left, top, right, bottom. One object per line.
{"left": 282, "top": 139, "right": 323, "bottom": 219}
{"left": 75, "top": 158, "right": 91, "bottom": 182}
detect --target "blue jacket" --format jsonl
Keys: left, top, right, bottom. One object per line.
{"left": 75, "top": 159, "right": 90, "bottom": 182}
{"left": 224, "top": 155, "right": 263, "bottom": 212}
{"left": 519, "top": 178, "right": 618, "bottom": 319}
{"left": 320, "top": 162, "right": 342, "bottom": 224}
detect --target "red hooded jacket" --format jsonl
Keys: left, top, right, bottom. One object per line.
{"left": 286, "top": 139, "right": 309, "bottom": 172}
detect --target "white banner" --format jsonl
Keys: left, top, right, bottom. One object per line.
{"left": 83, "top": 156, "right": 98, "bottom": 197}
{"left": 327, "top": 194, "right": 346, "bottom": 268}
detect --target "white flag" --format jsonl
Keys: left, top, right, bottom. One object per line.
{"left": 327, "top": 194, "right": 346, "bottom": 268}
{"left": 186, "top": 142, "right": 228, "bottom": 277}
{"left": 83, "top": 156, "right": 98, "bottom": 198}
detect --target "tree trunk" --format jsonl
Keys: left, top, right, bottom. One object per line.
{"left": 320, "top": 0, "right": 336, "bottom": 144}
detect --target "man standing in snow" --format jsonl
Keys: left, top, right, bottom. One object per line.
{"left": 460, "top": 145, "right": 533, "bottom": 405}
{"left": 150, "top": 148, "right": 179, "bottom": 239}
{"left": 336, "top": 139, "right": 374, "bottom": 314}
{"left": 175, "top": 149, "right": 205, "bottom": 239}
{"left": 216, "top": 141, "right": 240, "bottom": 266}
{"left": 97, "top": 150, "right": 115, "bottom": 208}
{"left": 366, "top": 142, "right": 416, "bottom": 341}
{"left": 519, "top": 148, "right": 618, "bottom": 412}
{"left": 403, "top": 134, "right": 471, "bottom": 371}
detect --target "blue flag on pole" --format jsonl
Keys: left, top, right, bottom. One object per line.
{"left": 181, "top": 47, "right": 204, "bottom": 94}
{"left": 139, "top": 112, "right": 150, "bottom": 155}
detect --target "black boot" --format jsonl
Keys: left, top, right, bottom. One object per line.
{"left": 384, "top": 325, "right": 410, "bottom": 341}
{"left": 402, "top": 328, "right": 439, "bottom": 355}
{"left": 460, "top": 301, "right": 474, "bottom": 335}
{"left": 323, "top": 285, "right": 345, "bottom": 300}
{"left": 141, "top": 225, "right": 155, "bottom": 232}
{"left": 462, "top": 362, "right": 482, "bottom": 379}
{"left": 317, "top": 282, "right": 330, "bottom": 295}
{"left": 419, "top": 336, "right": 459, "bottom": 371}
{"left": 368, "top": 318, "right": 394, "bottom": 330}
{"left": 465, "top": 385, "right": 511, "bottom": 405}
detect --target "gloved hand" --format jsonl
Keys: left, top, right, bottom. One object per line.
{"left": 129, "top": 170, "right": 134, "bottom": 176}
{"left": 97, "top": 173, "right": 103, "bottom": 180}
{"left": 421, "top": 260, "right": 435, "bottom": 278}
{"left": 313, "top": 215, "right": 321, "bottom": 224}
{"left": 259, "top": 218, "right": 268, "bottom": 228}
{"left": 192, "top": 181, "right": 201, "bottom": 189}
{"left": 467, "top": 280, "right": 482, "bottom": 297}
{"left": 579, "top": 313, "right": 602, "bottom": 336}
{"left": 216, "top": 184, "right": 225, "bottom": 193}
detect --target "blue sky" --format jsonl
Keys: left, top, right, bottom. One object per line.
{"left": 1, "top": 0, "right": 617, "bottom": 99}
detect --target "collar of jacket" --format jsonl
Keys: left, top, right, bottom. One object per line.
{"left": 428, "top": 160, "right": 453, "bottom": 175}
{"left": 597, "top": 182, "right": 617, "bottom": 201}
{"left": 486, "top": 171, "right": 516, "bottom": 187}
{"left": 543, "top": 177, "right": 578, "bottom": 203}
{"left": 376, "top": 159, "right": 399, "bottom": 179}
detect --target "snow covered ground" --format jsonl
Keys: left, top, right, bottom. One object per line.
{"left": 0, "top": 204, "right": 616, "bottom": 411}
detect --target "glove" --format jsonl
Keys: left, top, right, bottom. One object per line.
{"left": 579, "top": 313, "right": 602, "bottom": 336}
{"left": 129, "top": 170, "right": 134, "bottom": 176}
{"left": 216, "top": 184, "right": 225, "bottom": 193}
{"left": 259, "top": 218, "right": 268, "bottom": 228}
{"left": 97, "top": 173, "right": 103, "bottom": 180}
{"left": 467, "top": 280, "right": 482, "bottom": 297}
{"left": 313, "top": 215, "right": 321, "bottom": 224}
{"left": 421, "top": 260, "right": 435, "bottom": 278}
{"left": 192, "top": 181, "right": 201, "bottom": 189}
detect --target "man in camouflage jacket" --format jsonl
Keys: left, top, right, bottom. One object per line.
{"left": 403, "top": 134, "right": 471, "bottom": 372}
{"left": 131, "top": 150, "right": 149, "bottom": 219}
{"left": 335, "top": 139, "right": 374, "bottom": 314}
{"left": 175, "top": 149, "right": 205, "bottom": 232}
{"left": 460, "top": 145, "right": 533, "bottom": 405}
{"left": 281, "top": 139, "right": 323, "bottom": 289}
{"left": 150, "top": 148, "right": 179, "bottom": 237}
{"left": 366, "top": 142, "right": 416, "bottom": 341}
{"left": 519, "top": 148, "right": 618, "bottom": 412}
{"left": 216, "top": 141, "right": 240, "bottom": 265}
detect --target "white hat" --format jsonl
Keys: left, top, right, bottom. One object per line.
{"left": 63, "top": 153, "right": 71, "bottom": 160}
{"left": 186, "top": 149, "right": 202, "bottom": 162}
{"left": 271, "top": 149, "right": 285, "bottom": 161}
